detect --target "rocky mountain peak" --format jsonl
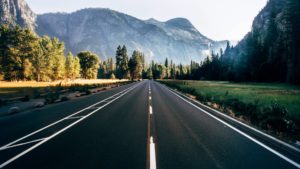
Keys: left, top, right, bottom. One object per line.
{"left": 0, "top": 0, "right": 36, "bottom": 30}
{"left": 165, "top": 18, "right": 194, "bottom": 29}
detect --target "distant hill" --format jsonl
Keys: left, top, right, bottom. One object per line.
{"left": 36, "top": 8, "right": 227, "bottom": 63}
{"left": 1, "top": 0, "right": 228, "bottom": 64}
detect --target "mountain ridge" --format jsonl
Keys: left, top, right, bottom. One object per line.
{"left": 1, "top": 0, "right": 227, "bottom": 63}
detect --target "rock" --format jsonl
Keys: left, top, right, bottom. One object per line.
{"left": 0, "top": 0, "right": 36, "bottom": 30}
{"left": 8, "top": 106, "right": 20, "bottom": 114}
{"left": 75, "top": 93, "right": 82, "bottom": 97}
{"left": 34, "top": 102, "right": 45, "bottom": 108}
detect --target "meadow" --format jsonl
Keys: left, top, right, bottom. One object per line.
{"left": 0, "top": 79, "right": 129, "bottom": 100}
{"left": 159, "top": 80, "right": 300, "bottom": 140}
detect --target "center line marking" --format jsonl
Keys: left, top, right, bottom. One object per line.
{"left": 150, "top": 136, "right": 157, "bottom": 169}
{"left": 149, "top": 96, "right": 152, "bottom": 100}
{"left": 149, "top": 106, "right": 153, "bottom": 115}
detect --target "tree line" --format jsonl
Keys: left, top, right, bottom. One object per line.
{"left": 98, "top": 45, "right": 146, "bottom": 80}
{"left": 2, "top": 0, "right": 299, "bottom": 85}
{"left": 201, "top": 0, "right": 300, "bottom": 84}
{"left": 0, "top": 25, "right": 100, "bottom": 81}
{"left": 150, "top": 0, "right": 300, "bottom": 84}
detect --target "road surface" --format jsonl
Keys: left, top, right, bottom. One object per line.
{"left": 0, "top": 80, "right": 299, "bottom": 169}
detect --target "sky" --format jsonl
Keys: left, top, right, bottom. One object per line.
{"left": 26, "top": 0, "right": 268, "bottom": 41}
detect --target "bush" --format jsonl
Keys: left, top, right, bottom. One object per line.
{"left": 196, "top": 93, "right": 206, "bottom": 102}
{"left": 0, "top": 99, "right": 4, "bottom": 106}
{"left": 261, "top": 102, "right": 288, "bottom": 132}
{"left": 182, "top": 87, "right": 196, "bottom": 95}
{"left": 60, "top": 96, "right": 70, "bottom": 102}
{"left": 20, "top": 95, "right": 30, "bottom": 102}
{"left": 85, "top": 90, "right": 92, "bottom": 95}
{"left": 44, "top": 92, "right": 60, "bottom": 104}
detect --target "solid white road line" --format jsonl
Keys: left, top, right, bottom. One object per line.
{"left": 166, "top": 84, "right": 300, "bottom": 153}
{"left": 0, "top": 83, "right": 138, "bottom": 150}
{"left": 0, "top": 138, "right": 47, "bottom": 151}
{"left": 163, "top": 84, "right": 300, "bottom": 169}
{"left": 150, "top": 136, "right": 157, "bottom": 169}
{"left": 192, "top": 95, "right": 300, "bottom": 153}
{"left": 0, "top": 82, "right": 142, "bottom": 169}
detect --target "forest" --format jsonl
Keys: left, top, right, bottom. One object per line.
{"left": 1, "top": 0, "right": 299, "bottom": 85}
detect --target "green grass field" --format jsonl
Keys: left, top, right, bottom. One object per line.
{"left": 159, "top": 80, "right": 300, "bottom": 140}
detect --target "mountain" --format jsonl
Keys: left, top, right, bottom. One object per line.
{"left": 36, "top": 8, "right": 227, "bottom": 63}
{"left": 221, "top": 0, "right": 300, "bottom": 84}
{"left": 0, "top": 0, "right": 227, "bottom": 64}
{"left": 0, "top": 0, "right": 36, "bottom": 30}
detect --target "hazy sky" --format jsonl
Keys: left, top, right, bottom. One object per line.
{"left": 26, "top": 0, "right": 268, "bottom": 41}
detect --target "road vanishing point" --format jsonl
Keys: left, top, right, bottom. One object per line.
{"left": 0, "top": 80, "right": 299, "bottom": 169}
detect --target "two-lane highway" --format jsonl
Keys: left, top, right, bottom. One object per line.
{"left": 0, "top": 80, "right": 299, "bottom": 169}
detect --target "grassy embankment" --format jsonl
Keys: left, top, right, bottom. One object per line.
{"left": 159, "top": 80, "right": 300, "bottom": 141}
{"left": 0, "top": 79, "right": 130, "bottom": 104}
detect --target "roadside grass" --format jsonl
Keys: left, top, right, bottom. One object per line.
{"left": 159, "top": 80, "right": 300, "bottom": 141}
{"left": 0, "top": 79, "right": 128, "bottom": 88}
{"left": 0, "top": 79, "right": 130, "bottom": 101}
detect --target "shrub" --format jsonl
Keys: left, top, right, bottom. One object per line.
{"left": 85, "top": 90, "right": 92, "bottom": 95}
{"left": 44, "top": 92, "right": 60, "bottom": 104}
{"left": 0, "top": 99, "right": 4, "bottom": 106}
{"left": 261, "top": 102, "right": 288, "bottom": 132}
{"left": 60, "top": 96, "right": 70, "bottom": 102}
{"left": 8, "top": 107, "right": 20, "bottom": 114}
{"left": 20, "top": 95, "right": 30, "bottom": 102}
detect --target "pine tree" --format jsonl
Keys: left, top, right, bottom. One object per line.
{"left": 146, "top": 67, "right": 153, "bottom": 79}
{"left": 164, "top": 58, "right": 169, "bottom": 79}
{"left": 116, "top": 45, "right": 129, "bottom": 79}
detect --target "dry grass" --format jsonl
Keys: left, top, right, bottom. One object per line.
{"left": 0, "top": 79, "right": 128, "bottom": 88}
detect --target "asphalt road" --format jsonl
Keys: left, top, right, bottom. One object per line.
{"left": 0, "top": 80, "right": 299, "bottom": 169}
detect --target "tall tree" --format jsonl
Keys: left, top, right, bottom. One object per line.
{"left": 0, "top": 25, "right": 38, "bottom": 81}
{"left": 129, "top": 50, "right": 143, "bottom": 80}
{"left": 115, "top": 45, "right": 129, "bottom": 79}
{"left": 73, "top": 56, "right": 81, "bottom": 79}
{"left": 77, "top": 51, "right": 100, "bottom": 79}
{"left": 164, "top": 58, "right": 169, "bottom": 79}
{"left": 65, "top": 52, "right": 80, "bottom": 80}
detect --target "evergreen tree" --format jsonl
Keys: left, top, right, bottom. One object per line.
{"left": 146, "top": 67, "right": 153, "bottom": 79}
{"left": 164, "top": 58, "right": 169, "bottom": 79}
{"left": 51, "top": 38, "right": 66, "bottom": 80}
{"left": 116, "top": 45, "right": 129, "bottom": 79}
